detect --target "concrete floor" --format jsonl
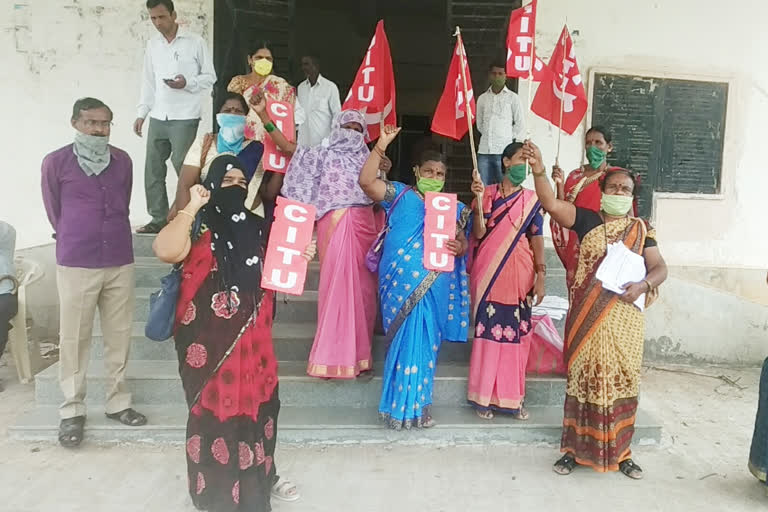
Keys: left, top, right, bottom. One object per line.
{"left": 0, "top": 361, "right": 765, "bottom": 512}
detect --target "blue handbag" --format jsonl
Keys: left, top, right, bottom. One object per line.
{"left": 145, "top": 264, "right": 182, "bottom": 342}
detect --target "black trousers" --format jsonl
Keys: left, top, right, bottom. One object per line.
{"left": 0, "top": 293, "right": 18, "bottom": 359}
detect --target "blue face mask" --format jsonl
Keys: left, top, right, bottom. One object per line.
{"left": 216, "top": 114, "right": 246, "bottom": 155}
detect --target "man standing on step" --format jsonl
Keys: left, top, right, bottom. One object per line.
{"left": 476, "top": 62, "right": 526, "bottom": 186}
{"left": 134, "top": 0, "right": 216, "bottom": 234}
{"left": 42, "top": 97, "right": 147, "bottom": 448}
{"left": 296, "top": 55, "right": 341, "bottom": 147}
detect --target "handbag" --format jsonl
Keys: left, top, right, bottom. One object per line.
{"left": 145, "top": 263, "right": 182, "bottom": 342}
{"left": 365, "top": 186, "right": 409, "bottom": 273}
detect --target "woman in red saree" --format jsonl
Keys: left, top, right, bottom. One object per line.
{"left": 467, "top": 142, "right": 546, "bottom": 420}
{"left": 551, "top": 127, "right": 637, "bottom": 290}
{"left": 154, "top": 155, "right": 314, "bottom": 511}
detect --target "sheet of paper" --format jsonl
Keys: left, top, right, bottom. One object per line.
{"left": 595, "top": 242, "right": 647, "bottom": 311}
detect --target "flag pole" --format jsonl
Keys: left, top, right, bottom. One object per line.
{"left": 555, "top": 23, "right": 568, "bottom": 169}
{"left": 454, "top": 26, "right": 484, "bottom": 230}
{"left": 525, "top": 1, "right": 535, "bottom": 176}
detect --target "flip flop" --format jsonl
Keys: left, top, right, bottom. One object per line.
{"left": 553, "top": 453, "right": 577, "bottom": 475}
{"left": 271, "top": 476, "right": 300, "bottom": 502}
{"left": 619, "top": 459, "right": 644, "bottom": 480}
{"left": 106, "top": 408, "right": 148, "bottom": 426}
{"left": 59, "top": 416, "right": 86, "bottom": 448}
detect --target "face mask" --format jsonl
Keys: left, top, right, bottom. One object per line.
{"left": 252, "top": 58, "right": 273, "bottom": 76}
{"left": 216, "top": 114, "right": 246, "bottom": 154}
{"left": 586, "top": 145, "right": 606, "bottom": 169}
{"left": 505, "top": 164, "right": 527, "bottom": 186}
{"left": 73, "top": 131, "right": 111, "bottom": 176}
{"left": 600, "top": 193, "right": 633, "bottom": 216}
{"left": 210, "top": 183, "right": 248, "bottom": 215}
{"left": 491, "top": 76, "right": 506, "bottom": 89}
{"left": 416, "top": 177, "right": 445, "bottom": 195}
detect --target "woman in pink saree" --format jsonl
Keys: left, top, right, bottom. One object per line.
{"left": 255, "top": 100, "right": 380, "bottom": 379}
{"left": 467, "top": 142, "right": 546, "bottom": 419}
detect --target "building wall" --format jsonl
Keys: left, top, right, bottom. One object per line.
{"left": 2, "top": 0, "right": 766, "bottom": 363}
{"left": 0, "top": 0, "right": 214, "bottom": 249}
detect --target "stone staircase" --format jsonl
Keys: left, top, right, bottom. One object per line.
{"left": 10, "top": 234, "right": 661, "bottom": 445}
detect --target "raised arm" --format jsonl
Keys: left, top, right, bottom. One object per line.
{"left": 153, "top": 185, "right": 209, "bottom": 264}
{"left": 359, "top": 121, "right": 401, "bottom": 202}
{"left": 251, "top": 91, "right": 297, "bottom": 155}
{"left": 526, "top": 141, "right": 576, "bottom": 228}
{"left": 170, "top": 164, "right": 201, "bottom": 221}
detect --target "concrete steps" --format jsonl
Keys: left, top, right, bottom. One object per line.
{"left": 11, "top": 233, "right": 662, "bottom": 447}
{"left": 33, "top": 360, "right": 567, "bottom": 408}
{"left": 7, "top": 404, "right": 663, "bottom": 445}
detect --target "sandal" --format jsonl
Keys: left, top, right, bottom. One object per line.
{"left": 271, "top": 476, "right": 300, "bottom": 502}
{"left": 476, "top": 409, "right": 494, "bottom": 420}
{"left": 59, "top": 416, "right": 85, "bottom": 448}
{"left": 422, "top": 416, "right": 436, "bottom": 429}
{"left": 135, "top": 223, "right": 164, "bottom": 235}
{"left": 619, "top": 459, "right": 644, "bottom": 480}
{"left": 511, "top": 407, "right": 530, "bottom": 421}
{"left": 357, "top": 370, "right": 375, "bottom": 382}
{"left": 553, "top": 453, "right": 577, "bottom": 475}
{"left": 105, "top": 408, "right": 148, "bottom": 426}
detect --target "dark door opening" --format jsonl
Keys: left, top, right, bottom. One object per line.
{"left": 214, "top": 0, "right": 517, "bottom": 200}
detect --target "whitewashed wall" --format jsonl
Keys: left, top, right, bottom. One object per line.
{"left": 0, "top": 0, "right": 214, "bottom": 248}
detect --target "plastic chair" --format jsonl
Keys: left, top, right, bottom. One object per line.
{"left": 6, "top": 257, "right": 44, "bottom": 383}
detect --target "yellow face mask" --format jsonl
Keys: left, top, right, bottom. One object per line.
{"left": 252, "top": 58, "right": 273, "bottom": 77}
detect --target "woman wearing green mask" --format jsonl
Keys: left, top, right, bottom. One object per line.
{"left": 359, "top": 122, "right": 472, "bottom": 430}
{"left": 531, "top": 140, "right": 668, "bottom": 479}
{"left": 466, "top": 142, "right": 546, "bottom": 421}
{"left": 550, "top": 126, "right": 635, "bottom": 290}
{"left": 227, "top": 43, "right": 296, "bottom": 143}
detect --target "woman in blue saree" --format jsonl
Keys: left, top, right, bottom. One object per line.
{"left": 359, "top": 122, "right": 472, "bottom": 429}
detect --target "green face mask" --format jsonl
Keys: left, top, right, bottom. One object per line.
{"left": 586, "top": 146, "right": 606, "bottom": 169}
{"left": 491, "top": 76, "right": 506, "bottom": 89}
{"left": 505, "top": 164, "right": 527, "bottom": 186}
{"left": 600, "top": 193, "right": 633, "bottom": 216}
{"left": 416, "top": 177, "right": 445, "bottom": 195}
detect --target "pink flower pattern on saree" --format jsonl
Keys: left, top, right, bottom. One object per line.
{"left": 186, "top": 435, "right": 201, "bottom": 464}
{"left": 232, "top": 481, "right": 240, "bottom": 504}
{"left": 212, "top": 437, "right": 230, "bottom": 465}
{"left": 181, "top": 302, "right": 196, "bottom": 325}
{"left": 491, "top": 324, "right": 504, "bottom": 341}
{"left": 211, "top": 291, "right": 240, "bottom": 319}
{"left": 265, "top": 456, "right": 273, "bottom": 476}
{"left": 196, "top": 472, "right": 206, "bottom": 495}
{"left": 186, "top": 344, "right": 207, "bottom": 369}
{"left": 475, "top": 323, "right": 485, "bottom": 337}
{"left": 238, "top": 442, "right": 254, "bottom": 470}
{"left": 254, "top": 440, "right": 266, "bottom": 465}
{"left": 265, "top": 417, "right": 274, "bottom": 440}
{"left": 503, "top": 326, "right": 516, "bottom": 341}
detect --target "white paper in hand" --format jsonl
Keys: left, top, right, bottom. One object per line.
{"left": 595, "top": 242, "right": 647, "bottom": 311}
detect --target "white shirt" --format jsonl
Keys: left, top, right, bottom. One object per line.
{"left": 137, "top": 27, "right": 217, "bottom": 121}
{"left": 296, "top": 75, "right": 342, "bottom": 147}
{"left": 476, "top": 86, "right": 526, "bottom": 154}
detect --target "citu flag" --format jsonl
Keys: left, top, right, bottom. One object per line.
{"left": 342, "top": 20, "right": 397, "bottom": 142}
{"left": 431, "top": 35, "right": 476, "bottom": 140}
{"left": 531, "top": 24, "right": 588, "bottom": 135}
{"left": 506, "top": 0, "right": 553, "bottom": 82}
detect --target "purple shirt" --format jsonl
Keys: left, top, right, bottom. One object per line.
{"left": 41, "top": 144, "right": 134, "bottom": 268}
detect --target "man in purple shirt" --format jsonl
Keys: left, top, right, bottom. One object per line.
{"left": 42, "top": 98, "right": 147, "bottom": 448}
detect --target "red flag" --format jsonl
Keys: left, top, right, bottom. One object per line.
{"left": 431, "top": 36, "right": 476, "bottom": 140}
{"left": 342, "top": 20, "right": 396, "bottom": 142}
{"left": 505, "top": 0, "right": 552, "bottom": 82}
{"left": 531, "top": 25, "right": 588, "bottom": 135}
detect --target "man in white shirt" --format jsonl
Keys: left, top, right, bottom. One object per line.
{"left": 296, "top": 56, "right": 341, "bottom": 147}
{"left": 476, "top": 62, "right": 526, "bottom": 185}
{"left": 134, "top": 0, "right": 216, "bottom": 233}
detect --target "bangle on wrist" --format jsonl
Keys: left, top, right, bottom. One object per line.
{"left": 643, "top": 279, "right": 653, "bottom": 292}
{"left": 536, "top": 263, "right": 547, "bottom": 275}
{"left": 264, "top": 121, "right": 276, "bottom": 133}
{"left": 373, "top": 145, "right": 386, "bottom": 158}
{"left": 177, "top": 209, "right": 196, "bottom": 220}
